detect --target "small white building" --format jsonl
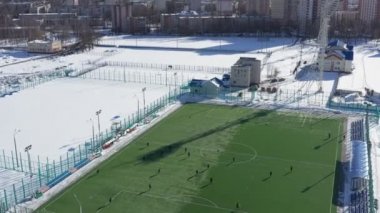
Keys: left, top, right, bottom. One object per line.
{"left": 324, "top": 40, "right": 354, "bottom": 73}
{"left": 230, "top": 57, "right": 261, "bottom": 87}
{"left": 189, "top": 78, "right": 224, "bottom": 97}
{"left": 27, "top": 40, "right": 62, "bottom": 53}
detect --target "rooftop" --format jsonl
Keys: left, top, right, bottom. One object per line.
{"left": 233, "top": 57, "right": 259, "bottom": 67}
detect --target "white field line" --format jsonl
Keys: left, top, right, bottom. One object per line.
{"left": 330, "top": 121, "right": 341, "bottom": 213}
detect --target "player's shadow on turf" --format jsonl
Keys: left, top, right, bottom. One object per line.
{"left": 226, "top": 160, "right": 235, "bottom": 167}
{"left": 283, "top": 171, "right": 291, "bottom": 176}
{"left": 187, "top": 174, "right": 197, "bottom": 181}
{"left": 261, "top": 176, "right": 271, "bottom": 182}
{"left": 149, "top": 172, "right": 159, "bottom": 179}
{"left": 138, "top": 188, "right": 151, "bottom": 195}
{"left": 201, "top": 182, "right": 211, "bottom": 188}
{"left": 86, "top": 171, "right": 100, "bottom": 180}
{"left": 301, "top": 171, "right": 334, "bottom": 193}
{"left": 314, "top": 135, "right": 340, "bottom": 150}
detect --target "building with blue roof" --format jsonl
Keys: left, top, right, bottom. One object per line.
{"left": 189, "top": 77, "right": 226, "bottom": 97}
{"left": 324, "top": 40, "right": 354, "bottom": 73}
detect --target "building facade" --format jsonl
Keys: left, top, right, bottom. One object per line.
{"left": 231, "top": 57, "right": 261, "bottom": 87}
{"left": 359, "top": 0, "right": 377, "bottom": 24}
{"left": 189, "top": 78, "right": 224, "bottom": 97}
{"left": 247, "top": 0, "right": 270, "bottom": 16}
{"left": 324, "top": 40, "right": 354, "bottom": 73}
{"left": 270, "top": 0, "right": 286, "bottom": 20}
{"left": 27, "top": 40, "right": 62, "bottom": 53}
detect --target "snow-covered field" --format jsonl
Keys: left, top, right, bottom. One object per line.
{"left": 337, "top": 40, "right": 380, "bottom": 93}
{"left": 99, "top": 35, "right": 296, "bottom": 52}
{"left": 0, "top": 168, "right": 25, "bottom": 191}
{"left": 83, "top": 65, "right": 224, "bottom": 85}
{"left": 0, "top": 78, "right": 170, "bottom": 160}
{"left": 0, "top": 49, "right": 42, "bottom": 67}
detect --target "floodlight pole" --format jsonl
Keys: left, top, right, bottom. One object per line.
{"left": 90, "top": 119, "right": 95, "bottom": 151}
{"left": 13, "top": 129, "right": 21, "bottom": 167}
{"left": 25, "top": 145, "right": 32, "bottom": 177}
{"left": 174, "top": 72, "right": 177, "bottom": 95}
{"left": 142, "top": 87, "right": 146, "bottom": 119}
{"left": 96, "top": 110, "right": 102, "bottom": 136}
{"left": 134, "top": 94, "right": 140, "bottom": 119}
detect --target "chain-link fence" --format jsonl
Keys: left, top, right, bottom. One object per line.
{"left": 365, "top": 111, "right": 377, "bottom": 213}
{"left": 80, "top": 66, "right": 200, "bottom": 87}
{"left": 104, "top": 61, "right": 230, "bottom": 74}
{"left": 0, "top": 71, "right": 65, "bottom": 98}
{"left": 0, "top": 85, "right": 187, "bottom": 213}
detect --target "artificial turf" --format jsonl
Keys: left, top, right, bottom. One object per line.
{"left": 38, "top": 104, "right": 343, "bottom": 213}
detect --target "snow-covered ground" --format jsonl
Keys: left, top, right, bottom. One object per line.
{"left": 0, "top": 78, "right": 170, "bottom": 160}
{"left": 337, "top": 40, "right": 380, "bottom": 93}
{"left": 99, "top": 35, "right": 296, "bottom": 52}
{"left": 0, "top": 169, "right": 25, "bottom": 191}
{"left": 84, "top": 65, "right": 224, "bottom": 85}
{"left": 0, "top": 49, "right": 42, "bottom": 67}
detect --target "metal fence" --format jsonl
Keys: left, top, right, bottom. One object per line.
{"left": 0, "top": 85, "right": 186, "bottom": 213}
{"left": 0, "top": 71, "right": 65, "bottom": 98}
{"left": 104, "top": 61, "right": 230, "bottom": 74}
{"left": 365, "top": 112, "right": 377, "bottom": 213}
{"left": 80, "top": 67, "right": 196, "bottom": 86}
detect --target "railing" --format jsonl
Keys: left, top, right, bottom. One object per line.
{"left": 365, "top": 110, "right": 376, "bottom": 213}
{"left": 104, "top": 61, "right": 230, "bottom": 74}
{"left": 0, "top": 71, "right": 65, "bottom": 98}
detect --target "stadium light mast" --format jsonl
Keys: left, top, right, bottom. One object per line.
{"left": 142, "top": 87, "right": 146, "bottom": 119}
{"left": 96, "top": 109, "right": 102, "bottom": 136}
{"left": 134, "top": 94, "right": 140, "bottom": 119}
{"left": 13, "top": 129, "right": 21, "bottom": 167}
{"left": 174, "top": 72, "right": 177, "bottom": 94}
{"left": 89, "top": 119, "right": 95, "bottom": 151}
{"left": 24, "top": 145, "right": 32, "bottom": 177}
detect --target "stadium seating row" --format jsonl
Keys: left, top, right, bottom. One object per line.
{"left": 350, "top": 120, "right": 364, "bottom": 141}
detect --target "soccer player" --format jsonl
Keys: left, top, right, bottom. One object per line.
{"left": 290, "top": 166, "right": 293, "bottom": 172}
{"left": 149, "top": 184, "right": 152, "bottom": 190}
{"left": 270, "top": 171, "right": 272, "bottom": 177}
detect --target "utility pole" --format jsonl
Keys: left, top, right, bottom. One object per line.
{"left": 13, "top": 129, "right": 21, "bottom": 167}
{"left": 174, "top": 72, "right": 177, "bottom": 95}
{"left": 96, "top": 110, "right": 102, "bottom": 136}
{"left": 142, "top": 87, "right": 146, "bottom": 119}
{"left": 25, "top": 145, "right": 32, "bottom": 177}
{"left": 90, "top": 119, "right": 95, "bottom": 151}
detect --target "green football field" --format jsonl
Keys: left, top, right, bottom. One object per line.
{"left": 38, "top": 104, "right": 343, "bottom": 213}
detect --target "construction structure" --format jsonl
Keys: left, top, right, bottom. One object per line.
{"left": 230, "top": 57, "right": 261, "bottom": 87}
{"left": 317, "top": 0, "right": 340, "bottom": 92}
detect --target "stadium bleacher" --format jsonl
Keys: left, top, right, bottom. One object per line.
{"left": 349, "top": 119, "right": 369, "bottom": 213}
